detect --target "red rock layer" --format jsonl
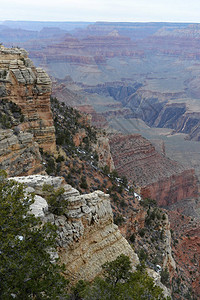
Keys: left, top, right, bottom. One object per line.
{"left": 168, "top": 210, "right": 200, "bottom": 298}
{"left": 109, "top": 133, "right": 198, "bottom": 206}
{"left": 77, "top": 105, "right": 108, "bottom": 128}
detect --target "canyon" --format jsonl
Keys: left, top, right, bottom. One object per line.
{"left": 1, "top": 23, "right": 200, "bottom": 297}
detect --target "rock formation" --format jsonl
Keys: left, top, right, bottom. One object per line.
{"left": 109, "top": 133, "right": 198, "bottom": 206}
{"left": 93, "top": 133, "right": 115, "bottom": 172}
{"left": 0, "top": 45, "right": 56, "bottom": 152}
{"left": 10, "top": 175, "right": 139, "bottom": 283}
{"left": 0, "top": 129, "right": 44, "bottom": 176}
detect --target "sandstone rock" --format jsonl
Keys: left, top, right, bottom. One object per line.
{"left": 0, "top": 46, "right": 56, "bottom": 152}
{"left": 0, "top": 129, "right": 44, "bottom": 176}
{"left": 93, "top": 134, "right": 115, "bottom": 171}
{"left": 11, "top": 175, "right": 139, "bottom": 283}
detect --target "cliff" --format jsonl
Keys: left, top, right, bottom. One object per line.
{"left": 0, "top": 45, "right": 56, "bottom": 152}
{"left": 10, "top": 175, "right": 139, "bottom": 283}
{"left": 0, "top": 129, "right": 43, "bottom": 176}
{"left": 109, "top": 133, "right": 198, "bottom": 206}
{"left": 168, "top": 210, "right": 200, "bottom": 298}
{"left": 0, "top": 45, "right": 197, "bottom": 298}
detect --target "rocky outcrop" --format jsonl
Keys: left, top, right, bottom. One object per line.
{"left": 10, "top": 175, "right": 139, "bottom": 283}
{"left": 0, "top": 45, "right": 56, "bottom": 152}
{"left": 109, "top": 133, "right": 198, "bottom": 206}
{"left": 93, "top": 134, "right": 115, "bottom": 172}
{"left": 77, "top": 105, "right": 109, "bottom": 128}
{"left": 0, "top": 129, "right": 44, "bottom": 176}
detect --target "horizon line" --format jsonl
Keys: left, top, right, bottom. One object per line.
{"left": 1, "top": 20, "right": 200, "bottom": 24}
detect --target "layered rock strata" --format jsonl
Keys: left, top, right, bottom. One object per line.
{"left": 109, "top": 134, "right": 198, "bottom": 206}
{"left": 93, "top": 134, "right": 115, "bottom": 172}
{"left": 0, "top": 129, "right": 44, "bottom": 176}
{"left": 0, "top": 45, "right": 56, "bottom": 152}
{"left": 10, "top": 175, "right": 139, "bottom": 283}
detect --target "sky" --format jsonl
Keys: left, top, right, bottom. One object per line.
{"left": 1, "top": 0, "right": 200, "bottom": 23}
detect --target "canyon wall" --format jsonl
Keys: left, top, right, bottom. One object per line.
{"left": 10, "top": 175, "right": 139, "bottom": 283}
{"left": 0, "top": 45, "right": 56, "bottom": 152}
{"left": 109, "top": 133, "right": 198, "bottom": 206}
{"left": 0, "top": 129, "right": 44, "bottom": 176}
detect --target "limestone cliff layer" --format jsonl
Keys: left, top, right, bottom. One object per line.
{"left": 10, "top": 175, "right": 139, "bottom": 283}
{"left": 0, "top": 45, "right": 56, "bottom": 152}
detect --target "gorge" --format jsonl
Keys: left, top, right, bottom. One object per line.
{"left": 0, "top": 21, "right": 200, "bottom": 298}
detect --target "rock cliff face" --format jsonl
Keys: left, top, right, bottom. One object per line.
{"left": 28, "top": 34, "right": 143, "bottom": 65}
{"left": 168, "top": 210, "right": 200, "bottom": 298}
{"left": 0, "top": 45, "right": 56, "bottom": 152}
{"left": 109, "top": 133, "right": 198, "bottom": 206}
{"left": 77, "top": 105, "right": 109, "bottom": 128}
{"left": 10, "top": 175, "right": 139, "bottom": 283}
{"left": 0, "top": 129, "right": 43, "bottom": 176}
{"left": 124, "top": 90, "right": 200, "bottom": 141}
{"left": 93, "top": 134, "right": 115, "bottom": 172}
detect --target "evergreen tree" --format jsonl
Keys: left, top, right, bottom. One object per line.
{"left": 73, "top": 255, "right": 168, "bottom": 300}
{"left": 0, "top": 171, "right": 67, "bottom": 299}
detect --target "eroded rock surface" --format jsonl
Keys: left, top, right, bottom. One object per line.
{"left": 0, "top": 129, "right": 44, "bottom": 176}
{"left": 11, "top": 175, "right": 139, "bottom": 283}
{"left": 109, "top": 133, "right": 198, "bottom": 206}
{"left": 0, "top": 45, "right": 56, "bottom": 152}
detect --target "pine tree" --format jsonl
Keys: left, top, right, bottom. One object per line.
{"left": 0, "top": 170, "right": 67, "bottom": 299}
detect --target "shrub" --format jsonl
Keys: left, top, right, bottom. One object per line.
{"left": 80, "top": 176, "right": 88, "bottom": 189}
{"left": 129, "top": 233, "right": 136, "bottom": 243}
{"left": 114, "top": 214, "right": 125, "bottom": 226}
{"left": 161, "top": 268, "right": 170, "bottom": 287}
{"left": 138, "top": 228, "right": 146, "bottom": 237}
{"left": 42, "top": 184, "right": 67, "bottom": 215}
{"left": 0, "top": 171, "right": 67, "bottom": 298}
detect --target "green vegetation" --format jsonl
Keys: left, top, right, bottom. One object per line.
{"left": 80, "top": 175, "right": 88, "bottom": 189}
{"left": 140, "top": 197, "right": 157, "bottom": 208}
{"left": 113, "top": 213, "right": 125, "bottom": 226}
{"left": 0, "top": 170, "right": 67, "bottom": 299}
{"left": 42, "top": 183, "right": 67, "bottom": 216}
{"left": 161, "top": 267, "right": 170, "bottom": 287}
{"left": 51, "top": 97, "right": 97, "bottom": 155}
{"left": 145, "top": 208, "right": 165, "bottom": 226}
{"left": 0, "top": 99, "right": 24, "bottom": 129}
{"left": 129, "top": 233, "right": 136, "bottom": 243}
{"left": 69, "top": 254, "right": 168, "bottom": 300}
{"left": 138, "top": 248, "right": 148, "bottom": 261}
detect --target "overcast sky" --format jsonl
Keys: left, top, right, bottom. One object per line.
{"left": 1, "top": 0, "right": 200, "bottom": 23}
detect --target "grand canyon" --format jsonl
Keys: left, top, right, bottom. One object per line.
{"left": 0, "top": 20, "right": 200, "bottom": 299}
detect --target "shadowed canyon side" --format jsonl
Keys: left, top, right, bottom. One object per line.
{"left": 0, "top": 46, "right": 56, "bottom": 152}
{"left": 109, "top": 133, "right": 198, "bottom": 206}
